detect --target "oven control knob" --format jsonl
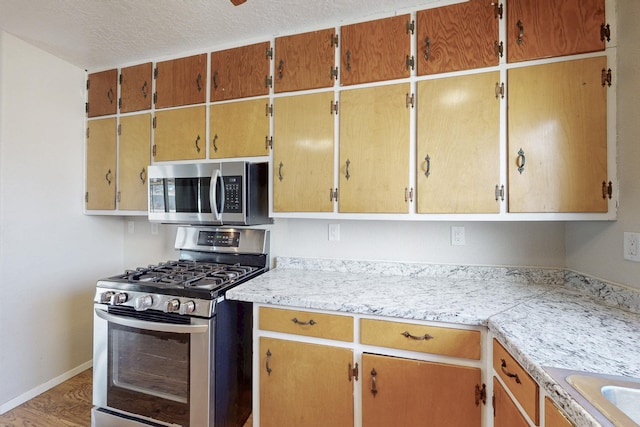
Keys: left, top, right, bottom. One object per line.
{"left": 164, "top": 299, "right": 181, "bottom": 313}
{"left": 99, "top": 291, "right": 114, "bottom": 304}
{"left": 134, "top": 295, "right": 154, "bottom": 311}
{"left": 179, "top": 300, "right": 196, "bottom": 315}
{"left": 110, "top": 292, "right": 128, "bottom": 305}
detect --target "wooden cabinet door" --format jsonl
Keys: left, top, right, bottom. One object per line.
{"left": 493, "top": 378, "right": 530, "bottom": 427}
{"left": 339, "top": 83, "right": 410, "bottom": 213}
{"left": 362, "top": 353, "right": 481, "bottom": 427}
{"left": 507, "top": 0, "right": 606, "bottom": 63}
{"left": 209, "top": 98, "right": 269, "bottom": 158}
{"left": 118, "top": 114, "right": 150, "bottom": 211}
{"left": 273, "top": 92, "right": 335, "bottom": 212}
{"left": 508, "top": 56, "right": 608, "bottom": 213}
{"left": 120, "top": 62, "right": 152, "bottom": 113}
{"left": 417, "top": 0, "right": 499, "bottom": 75}
{"left": 259, "top": 338, "right": 353, "bottom": 427}
{"left": 153, "top": 106, "right": 206, "bottom": 161}
{"left": 87, "top": 69, "right": 117, "bottom": 117}
{"left": 340, "top": 15, "right": 412, "bottom": 86}
{"left": 545, "top": 397, "right": 575, "bottom": 427}
{"left": 210, "top": 42, "right": 270, "bottom": 101}
{"left": 275, "top": 28, "right": 336, "bottom": 93}
{"left": 86, "top": 118, "right": 117, "bottom": 210}
{"left": 416, "top": 72, "right": 500, "bottom": 213}
{"left": 155, "top": 54, "right": 206, "bottom": 108}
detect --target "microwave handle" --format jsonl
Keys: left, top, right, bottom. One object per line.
{"left": 210, "top": 168, "right": 224, "bottom": 220}
{"left": 95, "top": 308, "right": 208, "bottom": 334}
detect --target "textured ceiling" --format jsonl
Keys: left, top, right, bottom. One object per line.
{"left": 0, "top": 0, "right": 449, "bottom": 71}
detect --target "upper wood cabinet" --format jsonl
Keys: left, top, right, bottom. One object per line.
{"left": 87, "top": 69, "right": 117, "bottom": 117}
{"left": 274, "top": 28, "right": 336, "bottom": 93}
{"left": 153, "top": 106, "right": 206, "bottom": 161}
{"left": 417, "top": 0, "right": 500, "bottom": 75}
{"left": 416, "top": 71, "right": 501, "bottom": 214}
{"left": 339, "top": 83, "right": 410, "bottom": 213}
{"left": 118, "top": 113, "right": 151, "bottom": 211}
{"left": 209, "top": 98, "right": 269, "bottom": 158}
{"left": 507, "top": 56, "right": 608, "bottom": 213}
{"left": 86, "top": 118, "right": 117, "bottom": 210}
{"left": 273, "top": 92, "right": 335, "bottom": 212}
{"left": 210, "top": 42, "right": 270, "bottom": 102}
{"left": 154, "top": 54, "right": 207, "bottom": 108}
{"left": 507, "top": 0, "right": 606, "bottom": 63}
{"left": 119, "top": 63, "right": 152, "bottom": 113}
{"left": 340, "top": 15, "right": 412, "bottom": 86}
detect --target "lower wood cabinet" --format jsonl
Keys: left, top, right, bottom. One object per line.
{"left": 362, "top": 353, "right": 482, "bottom": 427}
{"left": 544, "top": 397, "right": 575, "bottom": 427}
{"left": 493, "top": 377, "right": 530, "bottom": 427}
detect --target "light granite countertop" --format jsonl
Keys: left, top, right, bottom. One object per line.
{"left": 227, "top": 257, "right": 640, "bottom": 427}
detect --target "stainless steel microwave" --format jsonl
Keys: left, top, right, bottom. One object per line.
{"left": 148, "top": 161, "right": 272, "bottom": 225}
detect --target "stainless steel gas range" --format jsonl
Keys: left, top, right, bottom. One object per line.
{"left": 92, "top": 226, "right": 268, "bottom": 427}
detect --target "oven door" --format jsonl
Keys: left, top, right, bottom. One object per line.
{"left": 92, "top": 304, "right": 213, "bottom": 427}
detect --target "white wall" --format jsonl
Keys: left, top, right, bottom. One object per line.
{"left": 566, "top": 0, "right": 640, "bottom": 290}
{"left": 0, "top": 32, "right": 124, "bottom": 411}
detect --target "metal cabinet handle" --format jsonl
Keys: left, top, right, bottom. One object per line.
{"left": 424, "top": 36, "right": 431, "bottom": 61}
{"left": 517, "top": 20, "right": 524, "bottom": 45}
{"left": 345, "top": 159, "right": 351, "bottom": 181}
{"left": 370, "top": 368, "right": 378, "bottom": 396}
{"left": 212, "top": 71, "right": 218, "bottom": 90}
{"left": 401, "top": 330, "right": 434, "bottom": 341}
{"left": 425, "top": 154, "right": 431, "bottom": 177}
{"left": 278, "top": 59, "right": 285, "bottom": 79}
{"left": 196, "top": 73, "right": 202, "bottom": 92}
{"left": 139, "top": 167, "right": 146, "bottom": 184}
{"left": 346, "top": 50, "right": 352, "bottom": 71}
{"left": 107, "top": 87, "right": 114, "bottom": 104}
{"left": 212, "top": 134, "right": 218, "bottom": 152}
{"left": 266, "top": 349, "right": 272, "bottom": 376}
{"left": 278, "top": 162, "right": 284, "bottom": 182}
{"left": 516, "top": 148, "right": 526, "bottom": 174}
{"left": 291, "top": 317, "right": 316, "bottom": 326}
{"left": 141, "top": 81, "right": 148, "bottom": 98}
{"left": 501, "top": 359, "right": 522, "bottom": 384}
{"left": 105, "top": 169, "right": 112, "bottom": 185}
{"left": 195, "top": 135, "right": 201, "bottom": 153}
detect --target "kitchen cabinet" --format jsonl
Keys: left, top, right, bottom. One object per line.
{"left": 416, "top": 71, "right": 501, "bottom": 213}
{"left": 507, "top": 0, "right": 606, "bottom": 63}
{"left": 118, "top": 113, "right": 151, "bottom": 210}
{"left": 362, "top": 353, "right": 482, "bottom": 427}
{"left": 209, "top": 98, "right": 269, "bottom": 158}
{"left": 273, "top": 92, "right": 335, "bottom": 212}
{"left": 210, "top": 42, "right": 270, "bottom": 101}
{"left": 153, "top": 106, "right": 206, "bottom": 161}
{"left": 340, "top": 15, "right": 412, "bottom": 86}
{"left": 274, "top": 28, "right": 336, "bottom": 93}
{"left": 339, "top": 83, "right": 410, "bottom": 213}
{"left": 493, "top": 377, "right": 530, "bottom": 427}
{"left": 85, "top": 118, "right": 117, "bottom": 210}
{"left": 416, "top": 0, "right": 500, "bottom": 75}
{"left": 507, "top": 56, "right": 608, "bottom": 213}
{"left": 154, "top": 54, "right": 206, "bottom": 108}
{"left": 545, "top": 397, "right": 575, "bottom": 427}
{"left": 119, "top": 62, "right": 152, "bottom": 113}
{"left": 87, "top": 69, "right": 117, "bottom": 117}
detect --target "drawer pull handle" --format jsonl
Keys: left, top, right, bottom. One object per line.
{"left": 265, "top": 349, "right": 272, "bottom": 375}
{"left": 401, "top": 331, "right": 434, "bottom": 341}
{"left": 500, "top": 359, "right": 522, "bottom": 384}
{"left": 370, "top": 368, "right": 378, "bottom": 396}
{"left": 291, "top": 317, "right": 316, "bottom": 326}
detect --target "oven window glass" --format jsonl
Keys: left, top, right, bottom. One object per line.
{"left": 107, "top": 323, "right": 190, "bottom": 426}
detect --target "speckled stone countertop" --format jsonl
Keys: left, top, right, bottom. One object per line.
{"left": 227, "top": 257, "right": 640, "bottom": 427}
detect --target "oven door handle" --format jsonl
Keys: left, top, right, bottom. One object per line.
{"left": 95, "top": 308, "right": 209, "bottom": 334}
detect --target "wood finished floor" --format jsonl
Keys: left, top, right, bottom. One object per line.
{"left": 0, "top": 369, "right": 253, "bottom": 427}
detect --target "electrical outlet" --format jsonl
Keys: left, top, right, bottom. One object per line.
{"left": 328, "top": 223, "right": 340, "bottom": 241}
{"left": 451, "top": 226, "right": 465, "bottom": 246}
{"left": 127, "top": 221, "right": 135, "bottom": 234}
{"left": 624, "top": 232, "right": 640, "bottom": 261}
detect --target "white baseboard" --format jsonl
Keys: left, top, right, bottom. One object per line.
{"left": 0, "top": 360, "right": 92, "bottom": 415}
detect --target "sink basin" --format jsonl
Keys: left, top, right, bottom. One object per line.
{"left": 566, "top": 373, "right": 640, "bottom": 427}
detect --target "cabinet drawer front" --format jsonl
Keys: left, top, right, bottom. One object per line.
{"left": 360, "top": 318, "right": 481, "bottom": 359}
{"left": 493, "top": 339, "right": 539, "bottom": 424}
{"left": 259, "top": 307, "right": 353, "bottom": 342}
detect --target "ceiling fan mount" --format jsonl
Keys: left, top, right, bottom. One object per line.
{"left": 230, "top": 0, "right": 247, "bottom": 5}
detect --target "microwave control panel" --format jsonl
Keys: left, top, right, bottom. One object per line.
{"left": 223, "top": 176, "right": 242, "bottom": 213}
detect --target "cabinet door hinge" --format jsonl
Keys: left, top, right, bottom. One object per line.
{"left": 406, "top": 19, "right": 415, "bottom": 35}
{"left": 493, "top": 2, "right": 503, "bottom": 19}
{"left": 404, "top": 187, "right": 414, "bottom": 203}
{"left": 331, "top": 101, "right": 339, "bottom": 115}
{"left": 86, "top": 127, "right": 90, "bottom": 138}
{"left": 117, "top": 124, "right": 122, "bottom": 136}
{"left": 86, "top": 78, "right": 90, "bottom": 90}
{"left": 494, "top": 41, "right": 504, "bottom": 58}
{"left": 600, "top": 23, "right": 611, "bottom": 42}
{"left": 85, "top": 192, "right": 89, "bottom": 203}
{"left": 85, "top": 102, "right": 89, "bottom": 114}
{"left": 117, "top": 191, "right": 121, "bottom": 203}
{"left": 265, "top": 136, "right": 273, "bottom": 150}
{"left": 266, "top": 47, "right": 273, "bottom": 60}
{"left": 330, "top": 188, "right": 339, "bottom": 202}
{"left": 331, "top": 33, "right": 339, "bottom": 48}
{"left": 475, "top": 383, "right": 487, "bottom": 406}
{"left": 602, "top": 181, "right": 613, "bottom": 199}
{"left": 495, "top": 82, "right": 505, "bottom": 99}
{"left": 406, "top": 93, "right": 415, "bottom": 109}
{"left": 152, "top": 144, "right": 157, "bottom": 157}
{"left": 331, "top": 66, "right": 339, "bottom": 81}
{"left": 495, "top": 184, "right": 505, "bottom": 202}
{"left": 153, "top": 67, "right": 158, "bottom": 79}
{"left": 406, "top": 55, "right": 415, "bottom": 71}
{"left": 265, "top": 75, "right": 273, "bottom": 89}
{"left": 153, "top": 92, "right": 157, "bottom": 105}
{"left": 152, "top": 116, "right": 157, "bottom": 129}
{"left": 492, "top": 393, "right": 496, "bottom": 416}
{"left": 118, "top": 98, "right": 122, "bottom": 109}
{"left": 266, "top": 103, "right": 273, "bottom": 117}
{"left": 348, "top": 362, "right": 359, "bottom": 382}
{"left": 601, "top": 68, "right": 612, "bottom": 87}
